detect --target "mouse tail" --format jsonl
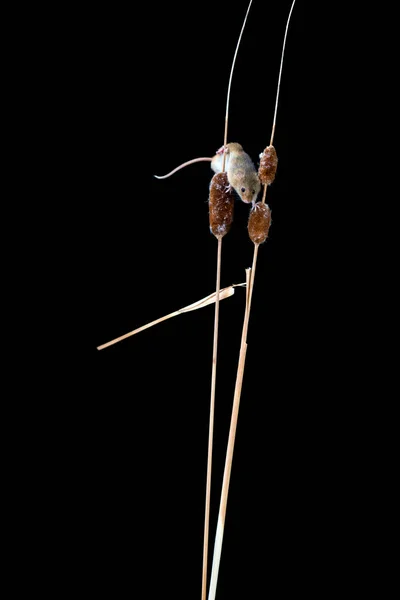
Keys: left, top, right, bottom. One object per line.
{"left": 154, "top": 157, "right": 213, "bottom": 179}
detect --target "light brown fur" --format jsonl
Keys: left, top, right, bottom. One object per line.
{"left": 211, "top": 143, "right": 261, "bottom": 204}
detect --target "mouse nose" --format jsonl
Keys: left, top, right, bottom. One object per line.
{"left": 241, "top": 190, "right": 253, "bottom": 204}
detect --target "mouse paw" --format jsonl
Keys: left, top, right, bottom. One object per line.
{"left": 216, "top": 145, "right": 228, "bottom": 155}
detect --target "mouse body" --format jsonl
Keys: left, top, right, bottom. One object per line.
{"left": 211, "top": 143, "right": 261, "bottom": 204}
{"left": 155, "top": 142, "right": 261, "bottom": 205}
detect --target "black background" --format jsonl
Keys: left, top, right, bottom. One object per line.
{"left": 58, "top": 1, "right": 355, "bottom": 596}
{"left": 9, "top": 0, "right": 391, "bottom": 595}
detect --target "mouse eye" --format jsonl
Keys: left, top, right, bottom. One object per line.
{"left": 241, "top": 187, "right": 246, "bottom": 193}
{"left": 252, "top": 189, "right": 255, "bottom": 194}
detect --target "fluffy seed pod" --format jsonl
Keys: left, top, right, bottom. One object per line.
{"left": 209, "top": 172, "right": 235, "bottom": 238}
{"left": 248, "top": 202, "right": 271, "bottom": 244}
{"left": 258, "top": 145, "right": 278, "bottom": 186}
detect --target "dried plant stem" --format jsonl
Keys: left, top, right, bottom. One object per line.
{"left": 96, "top": 281, "right": 243, "bottom": 351}
{"left": 202, "top": 5, "right": 254, "bottom": 593}
{"left": 261, "top": 183, "right": 268, "bottom": 205}
{"left": 96, "top": 312, "right": 181, "bottom": 351}
{"left": 207, "top": 340, "right": 248, "bottom": 600}
{"left": 270, "top": 0, "right": 297, "bottom": 146}
{"left": 222, "top": 118, "right": 228, "bottom": 172}
{"left": 201, "top": 236, "right": 222, "bottom": 600}
{"left": 207, "top": 258, "right": 258, "bottom": 600}
{"left": 208, "top": 2, "right": 297, "bottom": 597}
{"left": 222, "top": 0, "right": 254, "bottom": 173}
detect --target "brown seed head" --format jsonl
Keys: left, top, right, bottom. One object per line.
{"left": 258, "top": 145, "right": 278, "bottom": 186}
{"left": 248, "top": 202, "right": 271, "bottom": 245}
{"left": 209, "top": 172, "right": 235, "bottom": 238}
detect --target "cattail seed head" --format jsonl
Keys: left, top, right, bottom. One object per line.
{"left": 209, "top": 172, "right": 235, "bottom": 238}
{"left": 258, "top": 145, "right": 278, "bottom": 186}
{"left": 248, "top": 202, "right": 271, "bottom": 245}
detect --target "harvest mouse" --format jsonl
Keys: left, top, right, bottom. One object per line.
{"left": 155, "top": 142, "right": 261, "bottom": 204}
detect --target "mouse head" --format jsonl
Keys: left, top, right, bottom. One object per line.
{"left": 235, "top": 171, "right": 261, "bottom": 204}
{"left": 226, "top": 142, "right": 244, "bottom": 154}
